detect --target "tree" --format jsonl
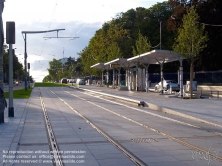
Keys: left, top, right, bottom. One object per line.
{"left": 173, "top": 6, "right": 208, "bottom": 98}
{"left": 3, "top": 45, "right": 24, "bottom": 82}
{"left": 47, "top": 58, "right": 63, "bottom": 82}
{"left": 43, "top": 75, "right": 52, "bottom": 82}
{"left": 132, "top": 31, "right": 151, "bottom": 56}
{"left": 106, "top": 42, "right": 122, "bottom": 61}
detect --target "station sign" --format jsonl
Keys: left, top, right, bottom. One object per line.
{"left": 110, "top": 64, "right": 120, "bottom": 68}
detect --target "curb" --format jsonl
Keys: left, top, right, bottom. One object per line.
{"left": 71, "top": 86, "right": 222, "bottom": 129}
{"left": 77, "top": 87, "right": 145, "bottom": 106}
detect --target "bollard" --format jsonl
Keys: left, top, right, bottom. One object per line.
{"left": 169, "top": 86, "right": 172, "bottom": 94}
{"left": 0, "top": 87, "right": 7, "bottom": 123}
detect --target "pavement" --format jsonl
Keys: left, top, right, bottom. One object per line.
{"left": 0, "top": 85, "right": 222, "bottom": 166}
{"left": 78, "top": 85, "right": 222, "bottom": 127}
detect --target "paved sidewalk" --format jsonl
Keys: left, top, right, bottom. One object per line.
{"left": 1, "top": 86, "right": 222, "bottom": 166}
{"left": 78, "top": 85, "right": 222, "bottom": 127}
{"left": 0, "top": 89, "right": 50, "bottom": 166}
{"left": 0, "top": 88, "right": 135, "bottom": 166}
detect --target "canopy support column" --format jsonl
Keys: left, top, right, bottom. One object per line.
{"left": 118, "top": 68, "right": 120, "bottom": 86}
{"left": 136, "top": 65, "right": 138, "bottom": 91}
{"left": 113, "top": 69, "right": 115, "bottom": 88}
{"left": 107, "top": 70, "right": 109, "bottom": 87}
{"left": 179, "top": 58, "right": 183, "bottom": 98}
{"left": 145, "top": 64, "right": 150, "bottom": 93}
{"left": 129, "top": 68, "right": 132, "bottom": 91}
{"left": 125, "top": 69, "right": 128, "bottom": 87}
{"left": 160, "top": 63, "right": 164, "bottom": 94}
{"left": 101, "top": 70, "right": 104, "bottom": 86}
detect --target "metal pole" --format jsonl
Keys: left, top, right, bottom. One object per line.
{"left": 101, "top": 70, "right": 103, "bottom": 86}
{"left": 145, "top": 64, "right": 149, "bottom": 93}
{"left": 107, "top": 70, "right": 109, "bottom": 87}
{"left": 125, "top": 69, "right": 128, "bottom": 87}
{"left": 136, "top": 65, "right": 138, "bottom": 91}
{"left": 113, "top": 69, "right": 115, "bottom": 88}
{"left": 28, "top": 68, "right": 30, "bottom": 88}
{"left": 180, "top": 58, "right": 183, "bottom": 98}
{"left": 24, "top": 33, "right": 27, "bottom": 90}
{"left": 129, "top": 69, "right": 132, "bottom": 91}
{"left": 0, "top": 1, "right": 5, "bottom": 123}
{"left": 118, "top": 69, "right": 120, "bottom": 86}
{"left": 160, "top": 63, "right": 163, "bottom": 94}
{"left": 8, "top": 44, "right": 14, "bottom": 117}
{"left": 160, "top": 21, "right": 162, "bottom": 50}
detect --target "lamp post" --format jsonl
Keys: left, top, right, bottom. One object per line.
{"left": 21, "top": 29, "right": 65, "bottom": 90}
{"left": 159, "top": 20, "right": 162, "bottom": 50}
{"left": 144, "top": 17, "right": 164, "bottom": 93}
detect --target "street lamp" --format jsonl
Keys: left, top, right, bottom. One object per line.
{"left": 144, "top": 17, "right": 164, "bottom": 94}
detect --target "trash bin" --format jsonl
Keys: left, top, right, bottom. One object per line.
{"left": 0, "top": 87, "right": 7, "bottom": 123}
{"left": 186, "top": 81, "right": 197, "bottom": 92}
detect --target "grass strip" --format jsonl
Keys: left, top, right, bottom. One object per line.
{"left": 4, "top": 88, "right": 32, "bottom": 99}
{"left": 34, "top": 82, "right": 69, "bottom": 87}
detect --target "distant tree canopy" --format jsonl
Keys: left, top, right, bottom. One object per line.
{"left": 3, "top": 45, "right": 24, "bottom": 82}
{"left": 43, "top": 56, "right": 80, "bottom": 82}
{"left": 44, "top": 0, "right": 222, "bottom": 81}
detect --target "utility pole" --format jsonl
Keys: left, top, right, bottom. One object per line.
{"left": 22, "top": 29, "right": 65, "bottom": 90}
{"left": 0, "top": 0, "right": 5, "bottom": 123}
{"left": 7, "top": 22, "right": 16, "bottom": 117}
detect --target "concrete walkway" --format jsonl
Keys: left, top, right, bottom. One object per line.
{"left": 78, "top": 85, "right": 222, "bottom": 127}
{"left": 1, "top": 85, "right": 222, "bottom": 166}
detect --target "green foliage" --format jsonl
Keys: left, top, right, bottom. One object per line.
{"left": 173, "top": 6, "right": 208, "bottom": 98}
{"left": 78, "top": 1, "right": 175, "bottom": 73}
{"left": 47, "top": 58, "right": 63, "bottom": 81}
{"left": 132, "top": 31, "right": 151, "bottom": 56}
{"left": 44, "top": 56, "right": 82, "bottom": 82}
{"left": 34, "top": 82, "right": 69, "bottom": 87}
{"left": 42, "top": 75, "right": 52, "bottom": 82}
{"left": 3, "top": 45, "right": 24, "bottom": 82}
{"left": 4, "top": 88, "right": 32, "bottom": 99}
{"left": 173, "top": 6, "right": 208, "bottom": 64}
{"left": 106, "top": 42, "right": 122, "bottom": 61}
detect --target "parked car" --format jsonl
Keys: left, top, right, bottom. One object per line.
{"left": 13, "top": 80, "right": 19, "bottom": 85}
{"left": 76, "top": 78, "right": 85, "bottom": 85}
{"left": 155, "top": 80, "right": 180, "bottom": 92}
{"left": 69, "top": 79, "right": 76, "bottom": 83}
{"left": 61, "top": 78, "right": 68, "bottom": 84}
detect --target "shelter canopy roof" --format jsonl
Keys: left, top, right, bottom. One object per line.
{"left": 90, "top": 63, "right": 106, "bottom": 69}
{"left": 104, "top": 58, "right": 129, "bottom": 68}
{"left": 91, "top": 50, "right": 183, "bottom": 70}
{"left": 127, "top": 50, "right": 183, "bottom": 66}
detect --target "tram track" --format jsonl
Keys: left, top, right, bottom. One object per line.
{"left": 39, "top": 88, "right": 64, "bottom": 166}
{"left": 81, "top": 90, "right": 222, "bottom": 138}
{"left": 39, "top": 87, "right": 222, "bottom": 165}
{"left": 61, "top": 89, "right": 222, "bottom": 163}
{"left": 77, "top": 86, "right": 222, "bottom": 129}
{"left": 39, "top": 87, "right": 148, "bottom": 166}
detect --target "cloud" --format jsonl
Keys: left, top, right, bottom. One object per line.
{"left": 3, "top": 0, "right": 164, "bottom": 82}
{"left": 13, "top": 21, "right": 101, "bottom": 82}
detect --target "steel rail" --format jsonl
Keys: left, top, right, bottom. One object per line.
{"left": 49, "top": 88, "right": 148, "bottom": 166}
{"left": 65, "top": 90, "right": 222, "bottom": 163}
{"left": 82, "top": 90, "right": 222, "bottom": 137}
{"left": 39, "top": 88, "right": 64, "bottom": 166}
{"left": 76, "top": 87, "right": 222, "bottom": 129}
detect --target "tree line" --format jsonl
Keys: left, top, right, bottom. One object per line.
{"left": 44, "top": 0, "right": 222, "bottom": 83}
{"left": 2, "top": 45, "right": 33, "bottom": 83}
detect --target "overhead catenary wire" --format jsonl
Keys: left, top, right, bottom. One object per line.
{"left": 39, "top": 0, "right": 59, "bottom": 57}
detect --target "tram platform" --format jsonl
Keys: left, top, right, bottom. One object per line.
{"left": 1, "top": 86, "right": 222, "bottom": 166}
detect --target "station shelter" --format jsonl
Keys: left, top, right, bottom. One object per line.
{"left": 91, "top": 50, "right": 184, "bottom": 96}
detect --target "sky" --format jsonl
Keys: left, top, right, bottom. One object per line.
{"left": 3, "top": 0, "right": 164, "bottom": 82}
